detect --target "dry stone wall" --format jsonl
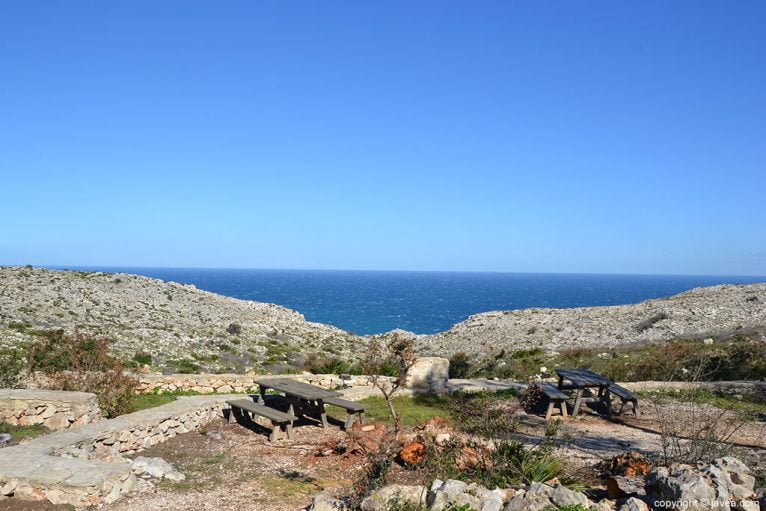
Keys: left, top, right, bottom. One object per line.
{"left": 132, "top": 372, "right": 390, "bottom": 394}
{"left": 0, "top": 389, "right": 102, "bottom": 430}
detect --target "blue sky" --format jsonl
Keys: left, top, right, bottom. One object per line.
{"left": 1, "top": 2, "right": 764, "bottom": 275}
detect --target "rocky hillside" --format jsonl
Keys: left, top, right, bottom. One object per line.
{"left": 417, "top": 282, "right": 766, "bottom": 357}
{"left": 0, "top": 266, "right": 361, "bottom": 372}
{"left": 2, "top": 266, "right": 765, "bottom": 371}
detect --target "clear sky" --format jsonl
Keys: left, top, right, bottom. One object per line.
{"left": 1, "top": 2, "right": 764, "bottom": 275}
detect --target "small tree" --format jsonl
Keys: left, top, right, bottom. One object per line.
{"left": 361, "top": 333, "right": 417, "bottom": 432}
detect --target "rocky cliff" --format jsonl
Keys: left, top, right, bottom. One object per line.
{"left": 416, "top": 282, "right": 766, "bottom": 357}
{"left": 0, "top": 266, "right": 360, "bottom": 372}
{"left": 2, "top": 267, "right": 764, "bottom": 369}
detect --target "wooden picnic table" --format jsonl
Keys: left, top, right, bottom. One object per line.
{"left": 555, "top": 368, "right": 613, "bottom": 417}
{"left": 254, "top": 378, "right": 342, "bottom": 428}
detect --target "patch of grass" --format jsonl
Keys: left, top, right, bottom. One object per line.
{"left": 129, "top": 393, "right": 178, "bottom": 412}
{"left": 331, "top": 395, "right": 452, "bottom": 426}
{"left": 0, "top": 422, "right": 50, "bottom": 442}
{"left": 261, "top": 470, "right": 323, "bottom": 499}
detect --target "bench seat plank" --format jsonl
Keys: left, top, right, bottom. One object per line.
{"left": 323, "top": 396, "right": 365, "bottom": 429}
{"left": 226, "top": 399, "right": 297, "bottom": 442}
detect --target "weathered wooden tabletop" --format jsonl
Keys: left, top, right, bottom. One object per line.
{"left": 254, "top": 378, "right": 342, "bottom": 401}
{"left": 556, "top": 368, "right": 612, "bottom": 388}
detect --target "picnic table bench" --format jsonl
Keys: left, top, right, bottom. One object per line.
{"left": 226, "top": 399, "right": 297, "bottom": 442}
{"left": 607, "top": 383, "right": 640, "bottom": 416}
{"left": 539, "top": 383, "right": 569, "bottom": 420}
{"left": 324, "top": 396, "right": 366, "bottom": 429}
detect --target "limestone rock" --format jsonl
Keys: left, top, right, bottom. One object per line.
{"left": 310, "top": 492, "right": 346, "bottom": 510}
{"left": 361, "top": 484, "right": 427, "bottom": 511}
{"left": 608, "top": 476, "right": 646, "bottom": 499}
{"left": 131, "top": 456, "right": 185, "bottom": 482}
{"left": 619, "top": 497, "right": 649, "bottom": 511}
{"left": 404, "top": 357, "right": 450, "bottom": 392}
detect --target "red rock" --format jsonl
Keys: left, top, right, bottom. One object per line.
{"left": 399, "top": 442, "right": 426, "bottom": 465}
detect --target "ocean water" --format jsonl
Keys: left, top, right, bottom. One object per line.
{"left": 61, "top": 268, "right": 765, "bottom": 336}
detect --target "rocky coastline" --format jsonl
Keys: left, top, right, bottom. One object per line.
{"left": 1, "top": 266, "right": 764, "bottom": 369}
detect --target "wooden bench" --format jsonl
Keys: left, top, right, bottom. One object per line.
{"left": 324, "top": 396, "right": 365, "bottom": 430}
{"left": 539, "top": 383, "right": 569, "bottom": 420}
{"left": 607, "top": 384, "right": 639, "bottom": 416}
{"left": 226, "top": 399, "right": 297, "bottom": 442}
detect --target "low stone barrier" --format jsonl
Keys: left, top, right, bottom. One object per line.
{"left": 0, "top": 394, "right": 237, "bottom": 507}
{"left": 131, "top": 372, "right": 391, "bottom": 394}
{"left": 0, "top": 389, "right": 102, "bottom": 430}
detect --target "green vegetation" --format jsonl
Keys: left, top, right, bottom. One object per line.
{"left": 329, "top": 395, "right": 452, "bottom": 426}
{"left": 453, "top": 333, "right": 766, "bottom": 382}
{"left": 167, "top": 358, "right": 202, "bottom": 374}
{"left": 0, "top": 348, "right": 25, "bottom": 388}
{"left": 26, "top": 330, "right": 138, "bottom": 418}
{"left": 0, "top": 422, "right": 49, "bottom": 442}
{"left": 129, "top": 392, "right": 179, "bottom": 412}
{"left": 305, "top": 356, "right": 363, "bottom": 375}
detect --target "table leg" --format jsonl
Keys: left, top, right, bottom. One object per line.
{"left": 604, "top": 387, "right": 613, "bottom": 417}
{"left": 257, "top": 386, "right": 266, "bottom": 404}
{"left": 317, "top": 399, "right": 328, "bottom": 428}
{"left": 572, "top": 389, "right": 584, "bottom": 416}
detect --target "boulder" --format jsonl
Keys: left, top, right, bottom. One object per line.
{"left": 619, "top": 497, "right": 650, "bottom": 511}
{"left": 310, "top": 492, "right": 346, "bottom": 510}
{"left": 429, "top": 479, "right": 481, "bottom": 511}
{"left": 646, "top": 457, "right": 756, "bottom": 511}
{"left": 361, "top": 484, "right": 427, "bottom": 511}
{"left": 504, "top": 491, "right": 554, "bottom": 511}
{"left": 405, "top": 357, "right": 450, "bottom": 393}
{"left": 525, "top": 482, "right": 591, "bottom": 509}
{"left": 131, "top": 456, "right": 185, "bottom": 482}
{"left": 608, "top": 476, "right": 646, "bottom": 499}
{"left": 0, "top": 433, "right": 11, "bottom": 447}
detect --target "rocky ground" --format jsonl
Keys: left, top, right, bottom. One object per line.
{"left": 2, "top": 266, "right": 765, "bottom": 370}
{"left": 417, "top": 283, "right": 766, "bottom": 357}
{"left": 0, "top": 266, "right": 360, "bottom": 373}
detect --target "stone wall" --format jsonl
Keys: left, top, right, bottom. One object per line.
{"left": 0, "top": 389, "right": 102, "bottom": 430}
{"left": 132, "top": 372, "right": 391, "bottom": 394}
{"left": 0, "top": 394, "right": 237, "bottom": 507}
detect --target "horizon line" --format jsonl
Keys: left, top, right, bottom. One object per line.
{"left": 15, "top": 264, "right": 766, "bottom": 280}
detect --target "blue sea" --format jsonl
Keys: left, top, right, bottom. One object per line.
{"left": 58, "top": 268, "right": 765, "bottom": 336}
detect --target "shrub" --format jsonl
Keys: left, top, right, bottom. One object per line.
{"left": 449, "top": 352, "right": 472, "bottom": 378}
{"left": 132, "top": 351, "right": 152, "bottom": 366}
{"left": 27, "top": 330, "right": 137, "bottom": 418}
{"left": 0, "top": 349, "right": 25, "bottom": 388}
{"left": 305, "top": 356, "right": 361, "bottom": 375}
{"left": 226, "top": 323, "right": 243, "bottom": 336}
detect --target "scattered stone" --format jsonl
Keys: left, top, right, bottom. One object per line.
{"left": 131, "top": 456, "right": 185, "bottom": 482}
{"left": 455, "top": 446, "right": 481, "bottom": 469}
{"left": 205, "top": 430, "right": 224, "bottom": 440}
{"left": 0, "top": 433, "right": 11, "bottom": 447}
{"left": 309, "top": 492, "right": 346, "bottom": 510}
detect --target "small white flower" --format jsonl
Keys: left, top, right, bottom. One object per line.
{"left": 540, "top": 366, "right": 548, "bottom": 373}
{"left": 681, "top": 367, "right": 689, "bottom": 374}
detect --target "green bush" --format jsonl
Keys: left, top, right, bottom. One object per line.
{"left": 305, "top": 356, "right": 362, "bottom": 375}
{"left": 27, "top": 330, "right": 138, "bottom": 418}
{"left": 132, "top": 351, "right": 152, "bottom": 366}
{"left": 0, "top": 349, "right": 25, "bottom": 388}
{"left": 449, "top": 352, "right": 472, "bottom": 378}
